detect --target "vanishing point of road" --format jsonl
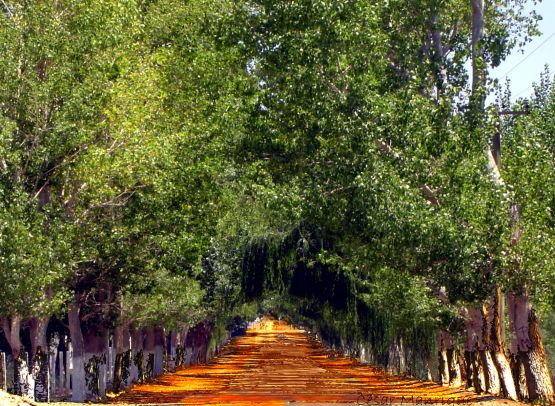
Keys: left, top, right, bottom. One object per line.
{"left": 113, "top": 318, "right": 522, "bottom": 405}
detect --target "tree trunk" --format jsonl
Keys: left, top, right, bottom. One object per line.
{"left": 437, "top": 331, "right": 449, "bottom": 386}
{"left": 112, "top": 323, "right": 131, "bottom": 392}
{"left": 29, "top": 316, "right": 50, "bottom": 402}
{"left": 425, "top": 353, "right": 434, "bottom": 381}
{"left": 511, "top": 353, "right": 529, "bottom": 400}
{"left": 32, "top": 346, "right": 49, "bottom": 402}
{"left": 2, "top": 316, "right": 32, "bottom": 398}
{"left": 68, "top": 303, "right": 86, "bottom": 402}
{"left": 112, "top": 324, "right": 123, "bottom": 393}
{"left": 175, "top": 327, "right": 187, "bottom": 368}
{"left": 509, "top": 292, "right": 554, "bottom": 401}
{"left": 471, "top": 0, "right": 485, "bottom": 95}
{"left": 185, "top": 345, "right": 193, "bottom": 365}
{"left": 14, "top": 349, "right": 32, "bottom": 398}
{"left": 481, "top": 305, "right": 501, "bottom": 395}
{"left": 62, "top": 335, "right": 70, "bottom": 393}
{"left": 463, "top": 351, "right": 473, "bottom": 389}
{"left": 83, "top": 327, "right": 108, "bottom": 400}
{"left": 98, "top": 334, "right": 108, "bottom": 398}
{"left": 112, "top": 325, "right": 123, "bottom": 393}
{"left": 29, "top": 316, "right": 49, "bottom": 364}
{"left": 463, "top": 307, "right": 485, "bottom": 393}
{"left": 0, "top": 352, "right": 7, "bottom": 391}
{"left": 480, "top": 349, "right": 500, "bottom": 395}
{"left": 153, "top": 327, "right": 165, "bottom": 377}
{"left": 175, "top": 344, "right": 185, "bottom": 368}
{"left": 522, "top": 311, "right": 553, "bottom": 401}
{"left": 167, "top": 331, "right": 176, "bottom": 372}
{"left": 471, "top": 350, "right": 486, "bottom": 393}
{"left": 493, "top": 350, "right": 517, "bottom": 400}
{"left": 447, "top": 347, "right": 462, "bottom": 387}
{"left": 199, "top": 325, "right": 211, "bottom": 364}
{"left": 48, "top": 333, "right": 60, "bottom": 401}
{"left": 130, "top": 328, "right": 143, "bottom": 383}
{"left": 387, "top": 336, "right": 406, "bottom": 375}
{"left": 144, "top": 327, "right": 155, "bottom": 380}
{"left": 489, "top": 288, "right": 517, "bottom": 400}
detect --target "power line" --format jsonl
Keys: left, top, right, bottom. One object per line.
{"left": 1, "top": 0, "right": 13, "bottom": 17}
{"left": 512, "top": 85, "right": 533, "bottom": 100}
{"left": 500, "top": 30, "right": 555, "bottom": 79}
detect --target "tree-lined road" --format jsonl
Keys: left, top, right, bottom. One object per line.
{"left": 114, "top": 318, "right": 519, "bottom": 405}
{"left": 2, "top": 0, "right": 554, "bottom": 402}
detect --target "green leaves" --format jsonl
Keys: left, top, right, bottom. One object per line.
{"left": 500, "top": 69, "right": 555, "bottom": 311}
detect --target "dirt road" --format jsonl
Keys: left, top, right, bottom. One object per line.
{"left": 113, "top": 318, "right": 523, "bottom": 405}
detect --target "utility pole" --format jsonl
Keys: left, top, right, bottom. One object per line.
{"left": 493, "top": 105, "right": 530, "bottom": 169}
{"left": 494, "top": 105, "right": 530, "bottom": 343}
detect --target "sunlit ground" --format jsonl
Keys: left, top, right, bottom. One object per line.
{"left": 113, "top": 317, "right": 520, "bottom": 405}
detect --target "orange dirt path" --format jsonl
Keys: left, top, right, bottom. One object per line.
{"left": 113, "top": 317, "right": 518, "bottom": 405}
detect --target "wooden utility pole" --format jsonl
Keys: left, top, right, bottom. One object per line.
{"left": 494, "top": 106, "right": 530, "bottom": 344}
{"left": 494, "top": 106, "right": 530, "bottom": 169}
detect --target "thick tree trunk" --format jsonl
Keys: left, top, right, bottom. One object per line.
{"left": 463, "top": 307, "right": 485, "bottom": 393}
{"left": 175, "top": 344, "right": 185, "bottom": 368}
{"left": 493, "top": 350, "right": 517, "bottom": 400}
{"left": 167, "top": 331, "right": 176, "bottom": 372}
{"left": 112, "top": 324, "right": 124, "bottom": 393}
{"left": 175, "top": 327, "right": 187, "bottom": 368}
{"left": 2, "top": 316, "right": 32, "bottom": 398}
{"left": 112, "top": 323, "right": 131, "bottom": 392}
{"left": 437, "top": 331, "right": 449, "bottom": 386}
{"left": 471, "top": 350, "right": 486, "bottom": 393}
{"left": 32, "top": 346, "right": 49, "bottom": 402}
{"left": 480, "top": 349, "right": 500, "bottom": 395}
{"left": 464, "top": 351, "right": 473, "bottom": 389}
{"left": 436, "top": 287, "right": 461, "bottom": 387}
{"left": 130, "top": 328, "right": 144, "bottom": 383}
{"left": 446, "top": 347, "right": 462, "bottom": 387}
{"left": 83, "top": 327, "right": 108, "bottom": 400}
{"left": 144, "top": 327, "right": 155, "bottom": 380}
{"left": 14, "top": 349, "right": 32, "bottom": 398}
{"left": 29, "top": 316, "right": 50, "bottom": 402}
{"left": 481, "top": 305, "right": 501, "bottom": 395}
{"left": 29, "top": 316, "right": 49, "bottom": 364}
{"left": 489, "top": 288, "right": 517, "bottom": 400}
{"left": 522, "top": 313, "right": 553, "bottom": 400}
{"left": 112, "top": 352, "right": 123, "bottom": 392}
{"left": 509, "top": 292, "right": 554, "bottom": 401}
{"left": 199, "top": 325, "right": 211, "bottom": 364}
{"left": 153, "top": 327, "right": 165, "bottom": 377}
{"left": 68, "top": 303, "right": 86, "bottom": 402}
{"left": 511, "top": 353, "right": 529, "bottom": 400}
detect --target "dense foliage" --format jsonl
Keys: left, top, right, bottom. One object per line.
{"left": 0, "top": 0, "right": 553, "bottom": 389}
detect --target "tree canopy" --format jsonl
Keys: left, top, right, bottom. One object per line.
{"left": 0, "top": 0, "right": 554, "bottom": 400}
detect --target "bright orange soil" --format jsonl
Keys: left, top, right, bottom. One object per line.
{"left": 113, "top": 317, "right": 514, "bottom": 405}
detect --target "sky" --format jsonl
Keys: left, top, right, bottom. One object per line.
{"left": 488, "top": 0, "right": 555, "bottom": 104}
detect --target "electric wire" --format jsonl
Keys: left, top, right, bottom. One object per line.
{"left": 500, "top": 30, "right": 555, "bottom": 79}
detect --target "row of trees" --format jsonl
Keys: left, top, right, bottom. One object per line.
{"left": 0, "top": 0, "right": 554, "bottom": 402}
{"left": 0, "top": 0, "right": 248, "bottom": 400}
